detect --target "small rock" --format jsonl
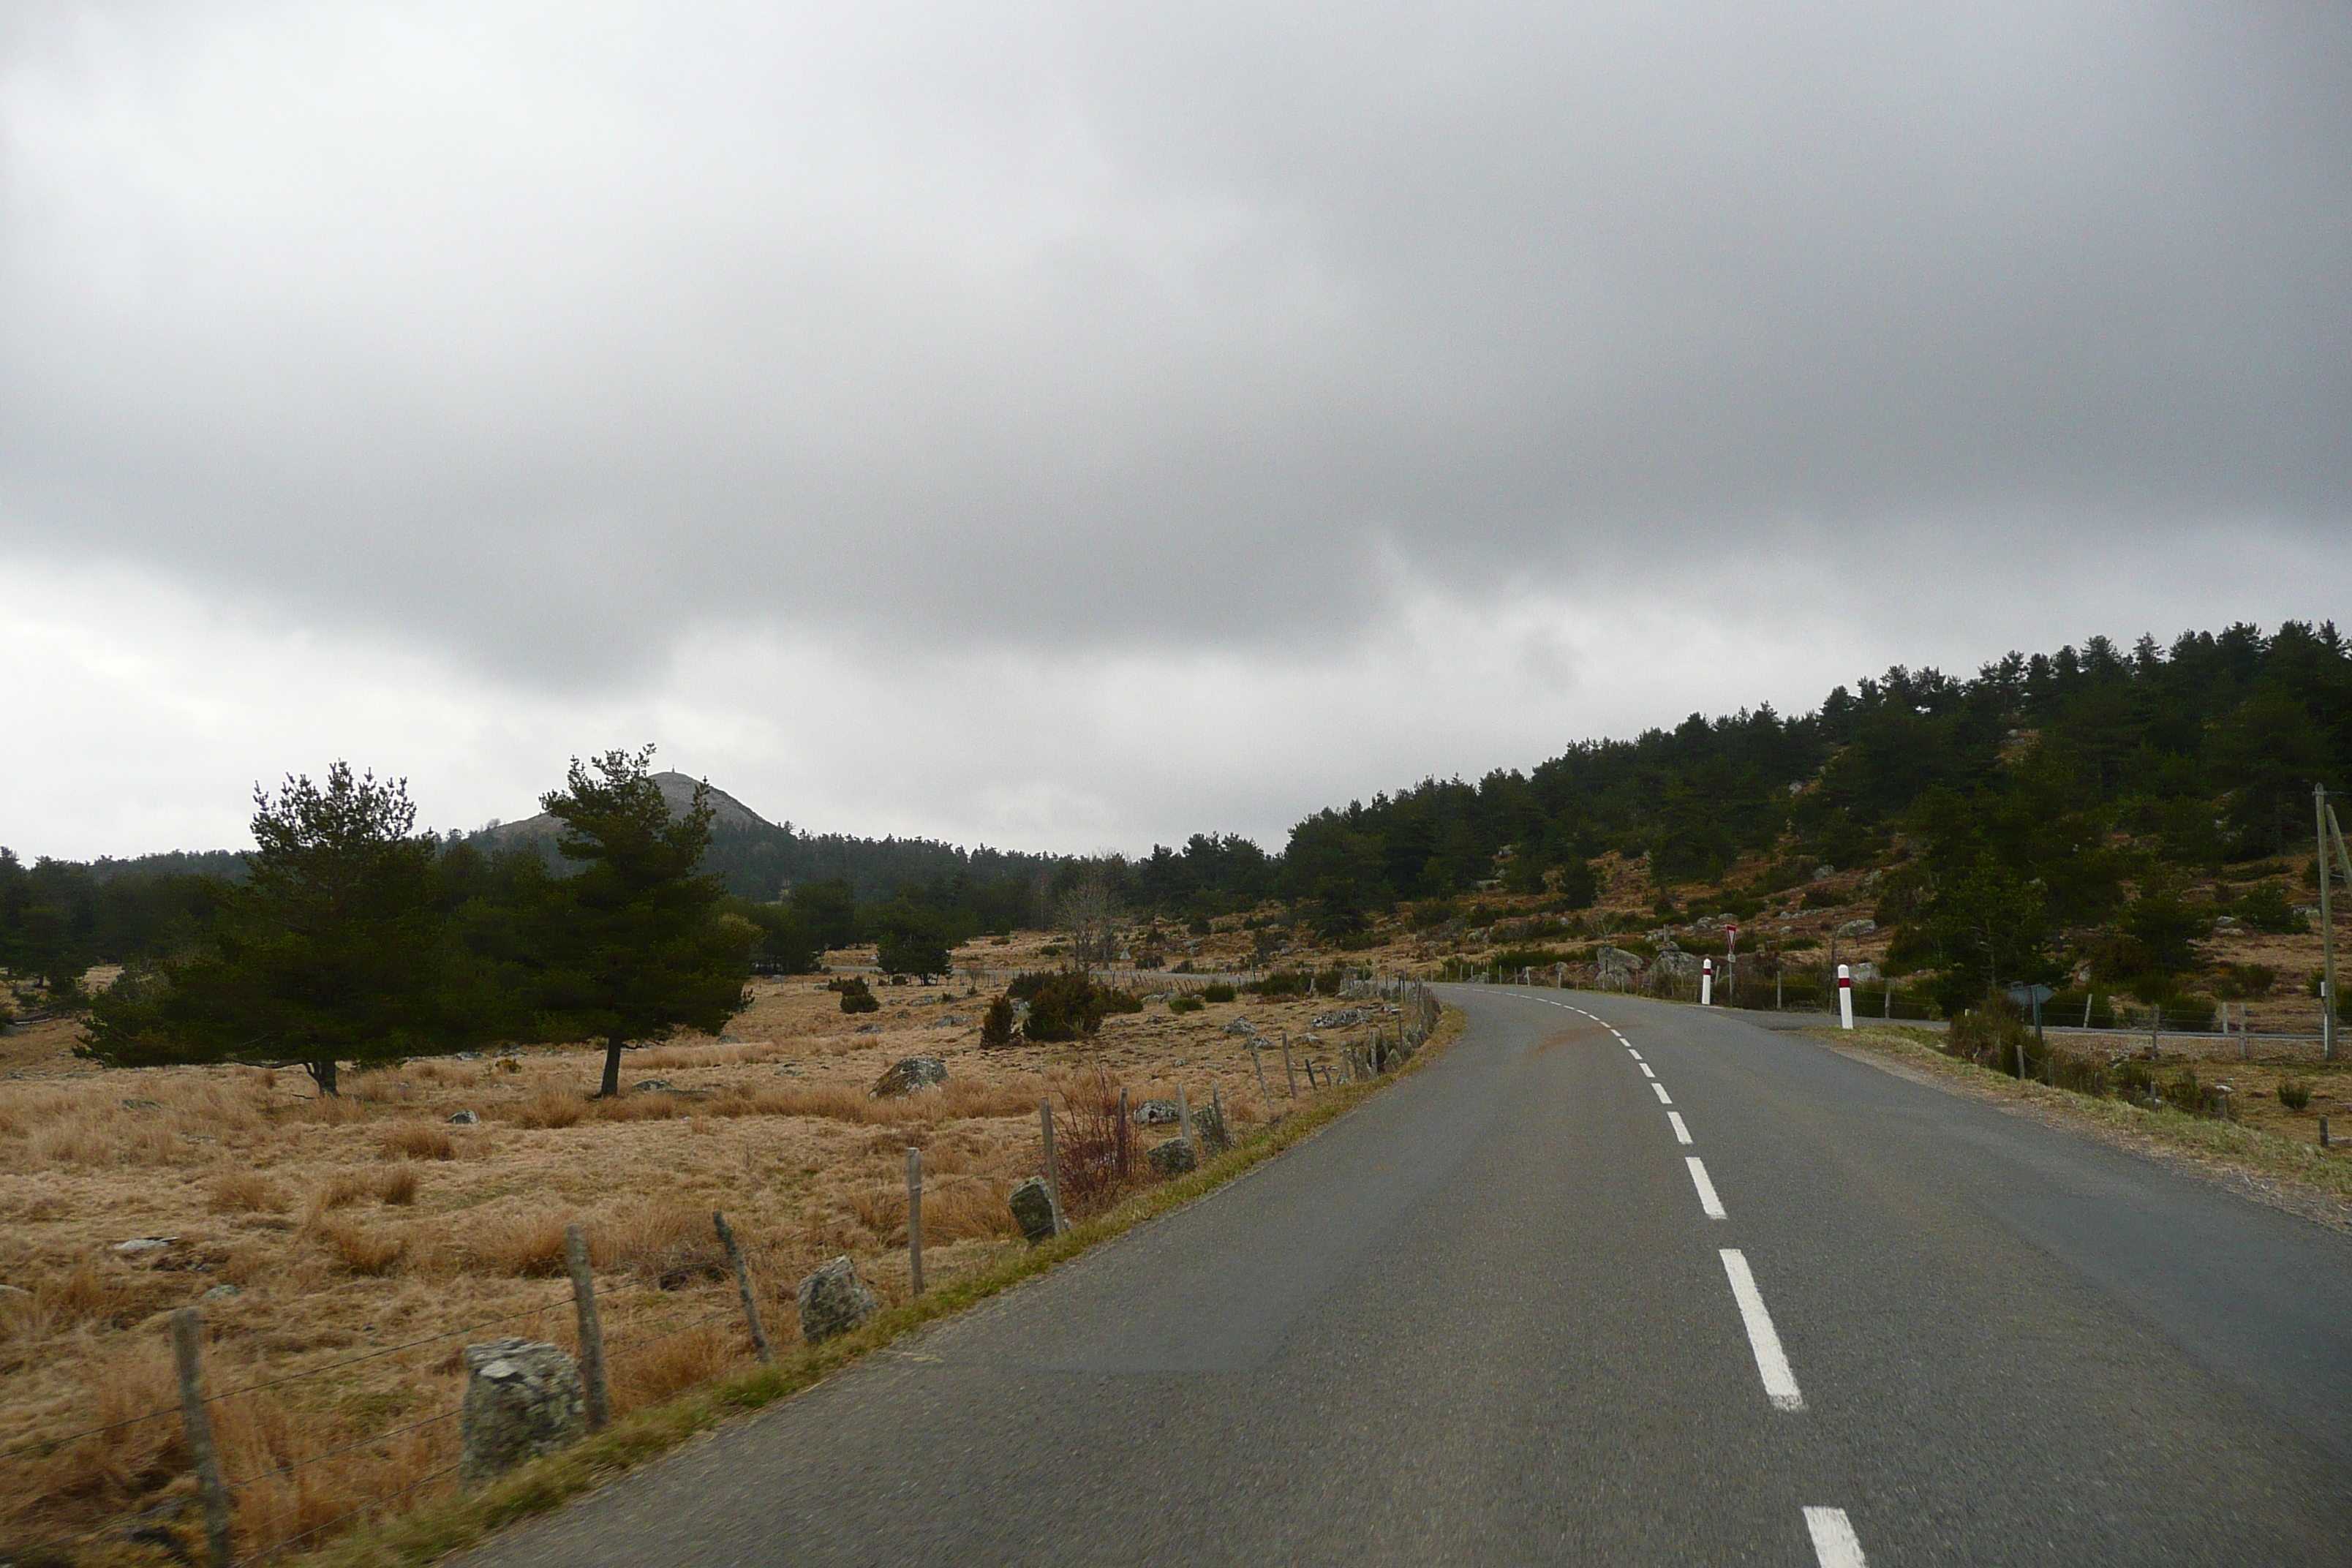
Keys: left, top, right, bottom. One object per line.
{"left": 1222, "top": 1019, "right": 1258, "bottom": 1036}
{"left": 796, "top": 1256, "right": 879, "bottom": 1342}
{"left": 633, "top": 1079, "right": 671, "bottom": 1092}
{"left": 1007, "top": 1177, "right": 1058, "bottom": 1244}
{"left": 0, "top": 1283, "right": 31, "bottom": 1299}
{"left": 118, "top": 1098, "right": 160, "bottom": 1111}
{"left": 1133, "top": 1098, "right": 1181, "bottom": 1125}
{"left": 448, "top": 1109, "right": 480, "bottom": 1125}
{"left": 453, "top": 1051, "right": 482, "bottom": 1060}
{"left": 1311, "top": 1009, "right": 1366, "bottom": 1030}
{"left": 1850, "top": 962, "right": 1881, "bottom": 983}
{"left": 203, "top": 1284, "right": 241, "bottom": 1301}
{"left": 1812, "top": 864, "right": 1838, "bottom": 881}
{"left": 1834, "top": 917, "right": 1877, "bottom": 938}
{"left": 1595, "top": 946, "right": 1645, "bottom": 974}
{"left": 855, "top": 1024, "right": 882, "bottom": 1035}
{"left": 928, "top": 1015, "right": 966, "bottom": 1029}
{"left": 113, "top": 1237, "right": 175, "bottom": 1256}
{"left": 1147, "top": 1139, "right": 1197, "bottom": 1176}
{"left": 459, "top": 1338, "right": 584, "bottom": 1488}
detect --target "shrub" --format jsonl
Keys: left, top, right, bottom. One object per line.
{"left": 208, "top": 1172, "right": 292, "bottom": 1214}
{"left": 311, "top": 1218, "right": 404, "bottom": 1275}
{"left": 1947, "top": 995, "right": 2035, "bottom": 1077}
{"left": 2234, "top": 883, "right": 2308, "bottom": 935}
{"left": 1201, "top": 982, "right": 1237, "bottom": 1003}
{"left": 1013, "top": 972, "right": 1142, "bottom": 1041}
{"left": 2279, "top": 1080, "right": 2314, "bottom": 1111}
{"left": 1168, "top": 995, "right": 1205, "bottom": 1015}
{"left": 838, "top": 977, "right": 881, "bottom": 1015}
{"left": 979, "top": 996, "right": 1016, "bottom": 1048}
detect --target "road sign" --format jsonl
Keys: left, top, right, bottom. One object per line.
{"left": 2006, "top": 983, "right": 2054, "bottom": 1009}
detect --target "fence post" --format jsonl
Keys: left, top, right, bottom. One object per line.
{"left": 564, "top": 1224, "right": 609, "bottom": 1431}
{"left": 1039, "top": 1100, "right": 1068, "bottom": 1233}
{"left": 1281, "top": 1030, "right": 1297, "bottom": 1098}
{"left": 905, "top": 1147, "right": 925, "bottom": 1298}
{"left": 171, "top": 1308, "right": 235, "bottom": 1568}
{"left": 1250, "top": 1041, "right": 1270, "bottom": 1104}
{"left": 712, "top": 1211, "right": 772, "bottom": 1362}
{"left": 1177, "top": 1083, "right": 1194, "bottom": 1145}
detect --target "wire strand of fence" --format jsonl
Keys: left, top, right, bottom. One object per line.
{"left": 222, "top": 1407, "right": 464, "bottom": 1490}
{"left": 207, "top": 1281, "right": 613, "bottom": 1403}
{"left": 0, "top": 1402, "right": 182, "bottom": 1463}
{"left": 602, "top": 1306, "right": 743, "bottom": 1360}
{"left": 230, "top": 1461, "right": 461, "bottom": 1567}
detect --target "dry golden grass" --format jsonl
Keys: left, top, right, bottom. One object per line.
{"left": 377, "top": 1123, "right": 456, "bottom": 1161}
{"left": 0, "top": 973, "right": 1358, "bottom": 1562}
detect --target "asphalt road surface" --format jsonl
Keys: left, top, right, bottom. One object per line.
{"left": 453, "top": 986, "right": 2352, "bottom": 1567}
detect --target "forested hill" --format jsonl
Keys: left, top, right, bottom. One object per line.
{"left": 2, "top": 622, "right": 2346, "bottom": 1002}
{"left": 1254, "top": 621, "right": 2350, "bottom": 926}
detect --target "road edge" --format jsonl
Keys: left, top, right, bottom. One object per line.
{"left": 1819, "top": 1024, "right": 2352, "bottom": 1236}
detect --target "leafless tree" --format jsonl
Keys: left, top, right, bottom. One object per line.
{"left": 1056, "top": 872, "right": 1125, "bottom": 973}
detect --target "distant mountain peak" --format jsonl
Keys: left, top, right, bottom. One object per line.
{"left": 478, "top": 771, "right": 783, "bottom": 845}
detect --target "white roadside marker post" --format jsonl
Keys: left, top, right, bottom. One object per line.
{"left": 1700, "top": 957, "right": 1714, "bottom": 1008}
{"left": 1837, "top": 963, "right": 1855, "bottom": 1031}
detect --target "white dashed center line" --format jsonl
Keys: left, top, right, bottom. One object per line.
{"left": 1685, "top": 1156, "right": 1727, "bottom": 1218}
{"left": 1803, "top": 1507, "right": 1867, "bottom": 1566}
{"left": 1720, "top": 1249, "right": 1804, "bottom": 1411}
{"left": 1667, "top": 1111, "right": 1692, "bottom": 1145}
{"left": 1650, "top": 1082, "right": 1673, "bottom": 1105}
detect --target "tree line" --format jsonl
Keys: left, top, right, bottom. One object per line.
{"left": 5, "top": 620, "right": 2346, "bottom": 1044}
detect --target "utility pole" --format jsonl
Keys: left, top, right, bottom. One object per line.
{"left": 2324, "top": 785, "right": 2339, "bottom": 1063}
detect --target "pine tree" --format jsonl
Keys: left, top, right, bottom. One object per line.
{"left": 535, "top": 748, "right": 752, "bottom": 1096}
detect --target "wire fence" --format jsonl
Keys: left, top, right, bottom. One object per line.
{"left": 4, "top": 1252, "right": 766, "bottom": 1568}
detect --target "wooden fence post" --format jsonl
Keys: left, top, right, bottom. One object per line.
{"left": 905, "top": 1147, "right": 925, "bottom": 1297}
{"left": 171, "top": 1308, "right": 235, "bottom": 1568}
{"left": 1039, "top": 1100, "right": 1067, "bottom": 1232}
{"left": 711, "top": 1211, "right": 772, "bottom": 1362}
{"left": 1281, "top": 1030, "right": 1298, "bottom": 1098}
{"left": 565, "top": 1224, "right": 609, "bottom": 1431}
{"left": 1249, "top": 1042, "right": 1270, "bottom": 1104}
{"left": 1177, "top": 1084, "right": 1194, "bottom": 1145}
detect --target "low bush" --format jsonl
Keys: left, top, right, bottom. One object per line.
{"left": 2279, "top": 1080, "right": 2314, "bottom": 1112}
{"left": 837, "top": 977, "right": 880, "bottom": 1015}
{"left": 1167, "top": 995, "right": 1205, "bottom": 1015}
{"left": 378, "top": 1122, "right": 456, "bottom": 1160}
{"left": 979, "top": 995, "right": 1016, "bottom": 1048}
{"left": 1201, "top": 982, "right": 1236, "bottom": 1003}
{"left": 2235, "top": 882, "right": 2309, "bottom": 935}
{"left": 1007, "top": 971, "right": 1142, "bottom": 1041}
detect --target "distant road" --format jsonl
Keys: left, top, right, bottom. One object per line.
{"left": 453, "top": 986, "right": 2352, "bottom": 1566}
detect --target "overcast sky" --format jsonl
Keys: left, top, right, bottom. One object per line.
{"left": 4, "top": 1, "right": 2347, "bottom": 861}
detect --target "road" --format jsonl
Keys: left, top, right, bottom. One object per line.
{"left": 453, "top": 986, "right": 2352, "bottom": 1567}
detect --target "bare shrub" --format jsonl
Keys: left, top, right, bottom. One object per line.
{"left": 921, "top": 1178, "right": 1019, "bottom": 1242}
{"left": 377, "top": 1123, "right": 456, "bottom": 1160}
{"left": 377, "top": 1167, "right": 421, "bottom": 1206}
{"left": 1053, "top": 1068, "right": 1140, "bottom": 1216}
{"left": 209, "top": 1171, "right": 293, "bottom": 1214}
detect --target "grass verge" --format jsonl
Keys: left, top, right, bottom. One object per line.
{"left": 303, "top": 1003, "right": 1468, "bottom": 1568}
{"left": 1825, "top": 1024, "right": 2352, "bottom": 1222}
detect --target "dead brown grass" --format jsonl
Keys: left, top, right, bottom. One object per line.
{"left": 377, "top": 1122, "right": 456, "bottom": 1160}
{"left": 0, "top": 973, "right": 1363, "bottom": 1561}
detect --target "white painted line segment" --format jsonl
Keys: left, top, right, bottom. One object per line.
{"left": 1627, "top": 1049, "right": 1643, "bottom": 1060}
{"left": 1667, "top": 1111, "right": 1692, "bottom": 1145}
{"left": 1651, "top": 1082, "right": 1673, "bottom": 1105}
{"left": 1686, "top": 1157, "right": 1727, "bottom": 1218}
{"left": 1721, "top": 1250, "right": 1804, "bottom": 1411}
{"left": 1803, "top": 1507, "right": 1866, "bottom": 1567}
{"left": 1637, "top": 1063, "right": 1656, "bottom": 1079}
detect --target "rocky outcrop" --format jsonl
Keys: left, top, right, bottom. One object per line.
{"left": 870, "top": 1058, "right": 948, "bottom": 1097}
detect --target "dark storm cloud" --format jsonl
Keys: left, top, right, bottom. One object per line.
{"left": 1, "top": 0, "right": 2345, "bottom": 686}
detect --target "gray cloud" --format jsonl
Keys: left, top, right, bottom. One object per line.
{"left": 1, "top": 1, "right": 2347, "bottom": 853}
